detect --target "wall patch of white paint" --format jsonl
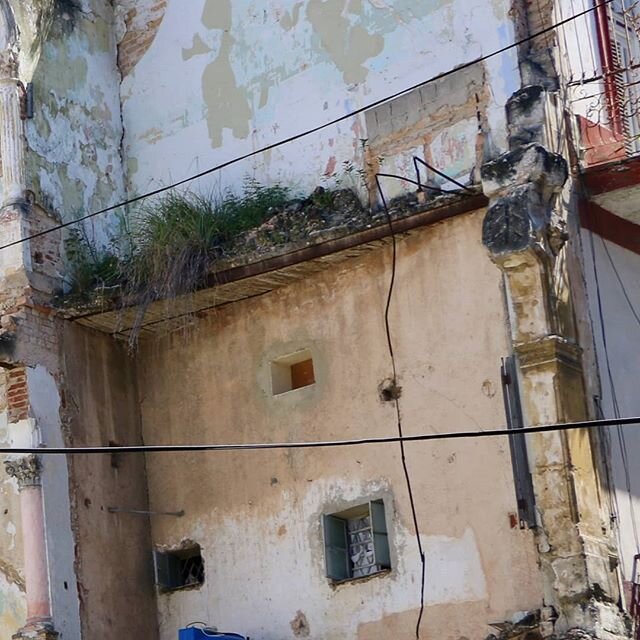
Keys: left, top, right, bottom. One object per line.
{"left": 0, "top": 570, "right": 26, "bottom": 639}
{"left": 0, "top": 408, "right": 26, "bottom": 634}
{"left": 424, "top": 528, "right": 487, "bottom": 604}
{"left": 153, "top": 477, "right": 487, "bottom": 640}
{"left": 5, "top": 522, "right": 16, "bottom": 552}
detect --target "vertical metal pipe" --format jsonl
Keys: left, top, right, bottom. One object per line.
{"left": 594, "top": 0, "right": 625, "bottom": 134}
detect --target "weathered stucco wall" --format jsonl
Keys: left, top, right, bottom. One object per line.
{"left": 62, "top": 323, "right": 158, "bottom": 639}
{"left": 20, "top": 0, "right": 127, "bottom": 248}
{"left": 0, "top": 371, "right": 26, "bottom": 639}
{"left": 116, "top": 0, "right": 520, "bottom": 198}
{"left": 138, "top": 210, "right": 543, "bottom": 640}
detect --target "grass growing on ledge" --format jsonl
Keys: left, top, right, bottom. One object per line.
{"left": 125, "top": 181, "right": 290, "bottom": 309}
{"left": 65, "top": 180, "right": 292, "bottom": 333}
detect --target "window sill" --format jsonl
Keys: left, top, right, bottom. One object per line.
{"left": 157, "top": 581, "right": 204, "bottom": 595}
{"left": 272, "top": 382, "right": 316, "bottom": 397}
{"left": 329, "top": 568, "right": 391, "bottom": 590}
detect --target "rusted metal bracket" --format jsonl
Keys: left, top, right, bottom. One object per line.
{"left": 107, "top": 507, "right": 185, "bottom": 517}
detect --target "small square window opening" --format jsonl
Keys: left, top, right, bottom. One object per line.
{"left": 271, "top": 349, "right": 315, "bottom": 395}
{"left": 323, "top": 500, "right": 391, "bottom": 582}
{"left": 154, "top": 543, "right": 204, "bottom": 592}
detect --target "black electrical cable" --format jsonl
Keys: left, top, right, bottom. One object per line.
{"left": 412, "top": 156, "right": 475, "bottom": 194}
{"left": 1, "top": 416, "right": 639, "bottom": 456}
{"left": 0, "top": 0, "right": 614, "bottom": 254}
{"left": 375, "top": 172, "right": 426, "bottom": 640}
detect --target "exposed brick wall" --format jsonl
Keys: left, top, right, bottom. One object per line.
{"left": 6, "top": 366, "right": 29, "bottom": 422}
{"left": 28, "top": 204, "right": 63, "bottom": 294}
{"left": 117, "top": 0, "right": 167, "bottom": 78}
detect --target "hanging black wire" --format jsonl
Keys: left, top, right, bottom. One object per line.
{"left": 413, "top": 156, "right": 476, "bottom": 194}
{"left": 374, "top": 172, "right": 426, "bottom": 640}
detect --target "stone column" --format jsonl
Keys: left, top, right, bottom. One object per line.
{"left": 0, "top": 48, "right": 30, "bottom": 285}
{"left": 0, "top": 49, "right": 25, "bottom": 206}
{"left": 4, "top": 455, "right": 58, "bottom": 640}
{"left": 481, "top": 142, "right": 627, "bottom": 638}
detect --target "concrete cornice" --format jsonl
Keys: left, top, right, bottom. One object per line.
{"left": 515, "top": 335, "right": 583, "bottom": 372}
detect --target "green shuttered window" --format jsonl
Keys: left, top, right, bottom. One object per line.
{"left": 323, "top": 499, "right": 391, "bottom": 582}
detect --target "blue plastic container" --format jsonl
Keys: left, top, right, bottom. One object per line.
{"left": 179, "top": 628, "right": 246, "bottom": 640}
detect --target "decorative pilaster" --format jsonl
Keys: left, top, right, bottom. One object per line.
{"left": 5, "top": 454, "right": 41, "bottom": 489}
{"left": 481, "top": 99, "right": 627, "bottom": 638}
{"left": 0, "top": 49, "right": 26, "bottom": 206}
{"left": 11, "top": 624, "right": 58, "bottom": 640}
{"left": 4, "top": 455, "right": 57, "bottom": 639}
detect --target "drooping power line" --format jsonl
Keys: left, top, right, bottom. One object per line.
{"left": 3, "top": 415, "right": 639, "bottom": 456}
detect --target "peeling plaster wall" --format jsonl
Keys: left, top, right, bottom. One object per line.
{"left": 138, "top": 211, "right": 543, "bottom": 640}
{"left": 581, "top": 231, "right": 640, "bottom": 583}
{"left": 61, "top": 323, "right": 158, "bottom": 639}
{"left": 116, "top": 0, "right": 520, "bottom": 198}
{"left": 364, "top": 64, "right": 493, "bottom": 202}
{"left": 22, "top": 0, "right": 127, "bottom": 249}
{"left": 0, "top": 372, "right": 26, "bottom": 639}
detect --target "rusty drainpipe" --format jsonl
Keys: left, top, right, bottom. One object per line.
{"left": 594, "top": 0, "right": 624, "bottom": 137}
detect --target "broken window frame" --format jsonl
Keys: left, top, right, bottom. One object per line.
{"left": 323, "top": 499, "right": 391, "bottom": 583}
{"left": 501, "top": 356, "right": 537, "bottom": 529}
{"left": 153, "top": 544, "right": 205, "bottom": 593}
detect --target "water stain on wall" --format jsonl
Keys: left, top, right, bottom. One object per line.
{"left": 201, "top": 0, "right": 252, "bottom": 147}
{"left": 182, "top": 33, "right": 212, "bottom": 61}
{"left": 280, "top": 2, "right": 305, "bottom": 31}
{"left": 307, "top": 0, "right": 384, "bottom": 84}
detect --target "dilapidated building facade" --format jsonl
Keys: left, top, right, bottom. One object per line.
{"left": 0, "top": 1, "right": 638, "bottom": 639}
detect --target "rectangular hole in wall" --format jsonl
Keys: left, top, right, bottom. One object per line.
{"left": 271, "top": 349, "right": 315, "bottom": 395}
{"left": 154, "top": 543, "right": 204, "bottom": 593}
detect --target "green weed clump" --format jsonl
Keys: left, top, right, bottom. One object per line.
{"left": 65, "top": 229, "right": 121, "bottom": 295}
{"left": 66, "top": 179, "right": 291, "bottom": 307}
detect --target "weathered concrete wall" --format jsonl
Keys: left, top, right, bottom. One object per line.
{"left": 61, "top": 322, "right": 158, "bottom": 639}
{"left": 364, "top": 64, "right": 492, "bottom": 202}
{"left": 580, "top": 231, "right": 640, "bottom": 584}
{"left": 138, "top": 210, "right": 544, "bottom": 640}
{"left": 116, "top": 0, "right": 520, "bottom": 197}
{"left": 0, "top": 370, "right": 26, "bottom": 638}
{"left": 20, "top": 0, "right": 127, "bottom": 248}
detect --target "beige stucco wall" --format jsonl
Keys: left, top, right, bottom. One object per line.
{"left": 62, "top": 323, "right": 158, "bottom": 639}
{"left": 138, "top": 209, "right": 544, "bottom": 640}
